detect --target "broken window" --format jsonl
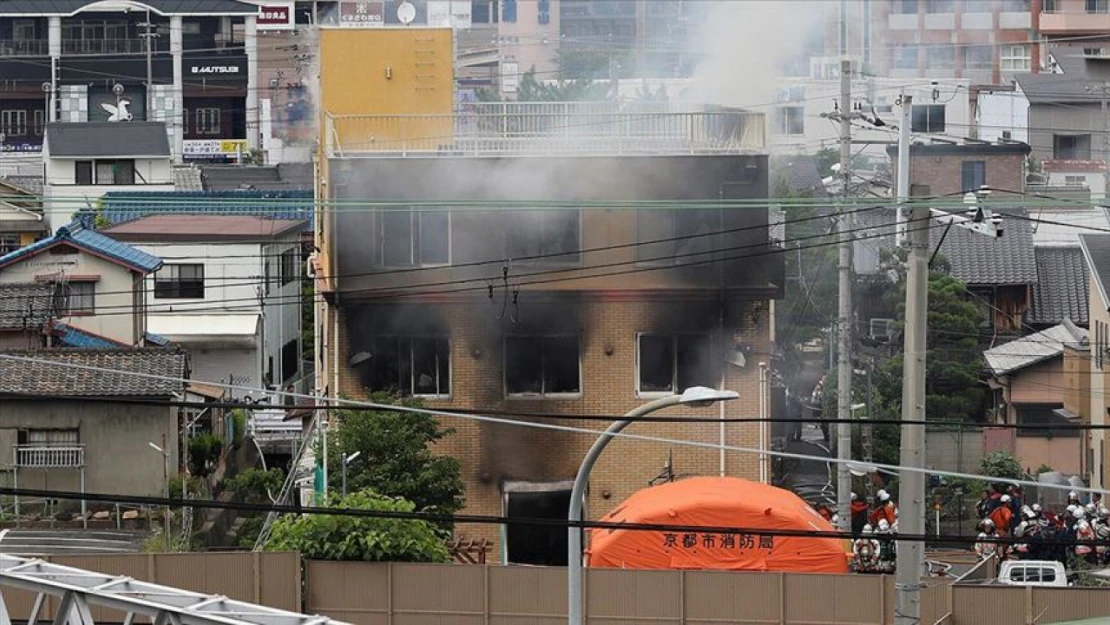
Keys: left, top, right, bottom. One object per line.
{"left": 637, "top": 334, "right": 715, "bottom": 394}
{"left": 636, "top": 208, "right": 718, "bottom": 264}
{"left": 505, "top": 335, "right": 580, "bottom": 396}
{"left": 380, "top": 209, "right": 450, "bottom": 267}
{"left": 506, "top": 210, "right": 580, "bottom": 263}
{"left": 368, "top": 336, "right": 450, "bottom": 396}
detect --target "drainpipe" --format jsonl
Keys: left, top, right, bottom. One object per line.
{"left": 759, "top": 362, "right": 769, "bottom": 483}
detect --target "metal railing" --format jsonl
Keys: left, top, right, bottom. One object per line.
{"left": 13, "top": 445, "right": 84, "bottom": 468}
{"left": 0, "top": 40, "right": 48, "bottom": 56}
{"left": 326, "top": 104, "right": 766, "bottom": 157}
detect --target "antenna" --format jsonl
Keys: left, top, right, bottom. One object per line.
{"left": 397, "top": 1, "right": 416, "bottom": 25}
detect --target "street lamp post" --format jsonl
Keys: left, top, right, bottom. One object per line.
{"left": 148, "top": 440, "right": 170, "bottom": 548}
{"left": 341, "top": 451, "right": 361, "bottom": 498}
{"left": 567, "top": 387, "right": 740, "bottom": 625}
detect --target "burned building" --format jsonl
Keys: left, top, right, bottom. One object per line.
{"left": 315, "top": 104, "right": 782, "bottom": 565}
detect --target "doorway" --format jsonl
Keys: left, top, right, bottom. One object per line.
{"left": 503, "top": 481, "right": 573, "bottom": 566}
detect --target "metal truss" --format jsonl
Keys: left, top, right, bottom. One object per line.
{"left": 0, "top": 554, "right": 348, "bottom": 625}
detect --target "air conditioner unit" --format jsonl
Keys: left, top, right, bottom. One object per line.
{"left": 870, "top": 318, "right": 894, "bottom": 341}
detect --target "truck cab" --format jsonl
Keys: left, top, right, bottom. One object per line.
{"left": 996, "top": 561, "right": 1068, "bottom": 587}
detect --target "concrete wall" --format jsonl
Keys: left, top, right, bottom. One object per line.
{"left": 926, "top": 428, "right": 984, "bottom": 475}
{"left": 189, "top": 347, "right": 260, "bottom": 395}
{"left": 0, "top": 250, "right": 142, "bottom": 346}
{"left": 1029, "top": 101, "right": 1102, "bottom": 164}
{"left": 0, "top": 399, "right": 177, "bottom": 498}
{"left": 977, "top": 88, "right": 1029, "bottom": 144}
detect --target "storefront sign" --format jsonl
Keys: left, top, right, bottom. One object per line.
{"left": 183, "top": 139, "right": 247, "bottom": 158}
{"left": 256, "top": 2, "right": 295, "bottom": 31}
{"left": 184, "top": 55, "right": 249, "bottom": 83}
{"left": 1, "top": 141, "right": 42, "bottom": 154}
{"left": 338, "top": 1, "right": 385, "bottom": 27}
{"left": 501, "top": 62, "right": 519, "bottom": 94}
{"left": 427, "top": 0, "right": 471, "bottom": 28}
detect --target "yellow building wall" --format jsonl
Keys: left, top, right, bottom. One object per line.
{"left": 319, "top": 27, "right": 454, "bottom": 152}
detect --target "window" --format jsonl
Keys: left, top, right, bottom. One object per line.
{"left": 538, "top": 0, "right": 550, "bottom": 24}
{"left": 0, "top": 234, "right": 18, "bottom": 255}
{"left": 76, "top": 159, "right": 134, "bottom": 185}
{"left": 911, "top": 104, "right": 946, "bottom": 133}
{"left": 367, "top": 336, "right": 451, "bottom": 396}
{"left": 774, "top": 106, "right": 804, "bottom": 135}
{"left": 12, "top": 20, "right": 35, "bottom": 41}
{"left": 2, "top": 110, "right": 26, "bottom": 136}
{"left": 380, "top": 209, "right": 449, "bottom": 267}
{"left": 33, "top": 109, "right": 44, "bottom": 136}
{"left": 1053, "top": 134, "right": 1092, "bottom": 159}
{"left": 1044, "top": 0, "right": 1058, "bottom": 9}
{"left": 965, "top": 45, "right": 993, "bottom": 70}
{"left": 891, "top": 44, "right": 919, "bottom": 70}
{"left": 75, "top": 161, "right": 93, "bottom": 185}
{"left": 925, "top": 0, "right": 954, "bottom": 11}
{"left": 1088, "top": 0, "right": 1109, "bottom": 13}
{"left": 183, "top": 108, "right": 189, "bottom": 135}
{"left": 503, "top": 0, "right": 517, "bottom": 22}
{"left": 930, "top": 44, "right": 955, "bottom": 69}
{"left": 154, "top": 264, "right": 205, "bottom": 299}
{"left": 280, "top": 248, "right": 298, "bottom": 286}
{"left": 505, "top": 335, "right": 580, "bottom": 396}
{"left": 281, "top": 338, "right": 299, "bottom": 383}
{"left": 506, "top": 210, "right": 580, "bottom": 263}
{"left": 636, "top": 208, "right": 717, "bottom": 264}
{"left": 1001, "top": 45, "right": 1031, "bottom": 71}
{"left": 963, "top": 0, "right": 991, "bottom": 10}
{"left": 1065, "top": 175, "right": 1087, "bottom": 186}
{"left": 637, "top": 334, "right": 715, "bottom": 394}
{"left": 893, "top": 0, "right": 919, "bottom": 12}
{"left": 961, "top": 160, "right": 986, "bottom": 193}
{"left": 60, "top": 282, "right": 95, "bottom": 315}
{"left": 1015, "top": 404, "right": 1076, "bottom": 437}
{"left": 21, "top": 429, "right": 78, "bottom": 446}
{"left": 195, "top": 108, "right": 221, "bottom": 135}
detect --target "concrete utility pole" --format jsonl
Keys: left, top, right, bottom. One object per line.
{"left": 835, "top": 57, "right": 854, "bottom": 533}
{"left": 895, "top": 92, "right": 912, "bottom": 247}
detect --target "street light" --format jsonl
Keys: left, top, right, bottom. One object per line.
{"left": 341, "top": 451, "right": 361, "bottom": 498}
{"left": 567, "top": 386, "right": 740, "bottom": 625}
{"left": 149, "top": 441, "right": 170, "bottom": 548}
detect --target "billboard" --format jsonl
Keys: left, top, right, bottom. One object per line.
{"left": 338, "top": 1, "right": 385, "bottom": 27}
{"left": 427, "top": 0, "right": 471, "bottom": 28}
{"left": 183, "top": 139, "right": 248, "bottom": 158}
{"left": 256, "top": 2, "right": 295, "bottom": 31}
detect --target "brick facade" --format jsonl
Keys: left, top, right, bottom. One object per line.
{"left": 327, "top": 295, "right": 771, "bottom": 562}
{"left": 889, "top": 144, "right": 1030, "bottom": 199}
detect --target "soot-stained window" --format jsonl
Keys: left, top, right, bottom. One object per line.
{"left": 380, "top": 209, "right": 450, "bottom": 267}
{"left": 505, "top": 335, "right": 580, "bottom": 396}
{"left": 506, "top": 210, "right": 580, "bottom": 263}
{"left": 368, "top": 336, "right": 451, "bottom": 396}
{"left": 635, "top": 208, "right": 717, "bottom": 264}
{"left": 637, "top": 334, "right": 714, "bottom": 394}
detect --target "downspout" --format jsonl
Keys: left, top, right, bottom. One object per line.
{"left": 759, "top": 362, "right": 769, "bottom": 483}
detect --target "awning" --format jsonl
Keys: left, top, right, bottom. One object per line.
{"left": 148, "top": 314, "right": 259, "bottom": 348}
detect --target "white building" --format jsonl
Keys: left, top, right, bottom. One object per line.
{"left": 102, "top": 214, "right": 305, "bottom": 396}
{"left": 43, "top": 122, "right": 174, "bottom": 232}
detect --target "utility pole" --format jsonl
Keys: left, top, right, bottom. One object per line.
{"left": 835, "top": 57, "right": 854, "bottom": 533}
{"left": 140, "top": 9, "right": 157, "bottom": 121}
{"left": 896, "top": 92, "right": 912, "bottom": 247}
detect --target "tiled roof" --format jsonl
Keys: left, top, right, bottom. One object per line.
{"left": 0, "top": 175, "right": 43, "bottom": 195}
{"left": 173, "top": 166, "right": 205, "bottom": 191}
{"left": 984, "top": 319, "right": 1089, "bottom": 376}
{"left": 1080, "top": 234, "right": 1110, "bottom": 307}
{"left": 200, "top": 164, "right": 314, "bottom": 191}
{"left": 0, "top": 221, "right": 163, "bottom": 274}
{"left": 0, "top": 348, "right": 187, "bottom": 397}
{"left": 932, "top": 208, "right": 1038, "bottom": 286}
{"left": 97, "top": 190, "right": 313, "bottom": 226}
{"left": 49, "top": 321, "right": 128, "bottom": 349}
{"left": 1030, "top": 208, "right": 1110, "bottom": 246}
{"left": 770, "top": 155, "right": 831, "bottom": 199}
{"left": 1031, "top": 246, "right": 1089, "bottom": 327}
{"left": 0, "top": 283, "right": 54, "bottom": 331}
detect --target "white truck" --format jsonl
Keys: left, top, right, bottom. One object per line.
{"left": 995, "top": 560, "right": 1069, "bottom": 587}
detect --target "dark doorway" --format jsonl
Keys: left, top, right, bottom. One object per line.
{"left": 505, "top": 489, "right": 571, "bottom": 566}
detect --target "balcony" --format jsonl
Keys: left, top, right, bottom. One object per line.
{"left": 14, "top": 445, "right": 84, "bottom": 468}
{"left": 325, "top": 102, "right": 766, "bottom": 158}
{"left": 0, "top": 39, "right": 48, "bottom": 56}
{"left": 1040, "top": 10, "right": 1110, "bottom": 33}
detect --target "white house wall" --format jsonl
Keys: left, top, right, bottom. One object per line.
{"left": 188, "top": 346, "right": 261, "bottom": 397}
{"left": 977, "top": 88, "right": 1029, "bottom": 144}
{"left": 43, "top": 158, "right": 175, "bottom": 233}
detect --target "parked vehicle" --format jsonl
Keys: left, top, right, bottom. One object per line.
{"left": 996, "top": 560, "right": 1068, "bottom": 587}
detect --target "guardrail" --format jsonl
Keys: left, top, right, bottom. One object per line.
{"left": 13, "top": 445, "right": 84, "bottom": 468}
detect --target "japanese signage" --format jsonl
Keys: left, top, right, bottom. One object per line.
{"left": 256, "top": 2, "right": 295, "bottom": 31}
{"left": 661, "top": 532, "right": 775, "bottom": 552}
{"left": 2, "top": 141, "right": 42, "bottom": 154}
{"left": 183, "top": 139, "right": 247, "bottom": 158}
{"left": 427, "top": 0, "right": 471, "bottom": 28}
{"left": 339, "top": 1, "right": 385, "bottom": 27}
{"left": 184, "top": 56, "right": 249, "bottom": 83}
{"left": 501, "top": 61, "right": 518, "bottom": 94}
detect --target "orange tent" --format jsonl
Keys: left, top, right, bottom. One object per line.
{"left": 587, "top": 476, "right": 849, "bottom": 574}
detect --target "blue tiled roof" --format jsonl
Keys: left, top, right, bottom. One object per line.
{"left": 51, "top": 322, "right": 127, "bottom": 349}
{"left": 0, "top": 221, "right": 163, "bottom": 274}
{"left": 98, "top": 190, "right": 314, "bottom": 227}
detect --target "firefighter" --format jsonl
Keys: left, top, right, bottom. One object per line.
{"left": 852, "top": 524, "right": 881, "bottom": 573}
{"left": 850, "top": 492, "right": 869, "bottom": 535}
{"left": 975, "top": 519, "right": 998, "bottom": 561}
{"left": 870, "top": 490, "right": 896, "bottom": 527}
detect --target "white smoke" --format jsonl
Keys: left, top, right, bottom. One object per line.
{"left": 684, "top": 0, "right": 827, "bottom": 109}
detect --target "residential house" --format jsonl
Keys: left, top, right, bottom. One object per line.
{"left": 0, "top": 221, "right": 163, "bottom": 348}
{"left": 0, "top": 0, "right": 260, "bottom": 161}
{"left": 887, "top": 142, "right": 1030, "bottom": 199}
{"left": 1079, "top": 233, "right": 1110, "bottom": 489}
{"left": 0, "top": 177, "right": 46, "bottom": 253}
{"left": 317, "top": 104, "right": 780, "bottom": 564}
{"left": 983, "top": 319, "right": 1089, "bottom": 476}
{"left": 42, "top": 122, "right": 174, "bottom": 232}
{"left": 96, "top": 190, "right": 313, "bottom": 230}
{"left": 0, "top": 348, "right": 187, "bottom": 502}
{"left": 197, "top": 164, "right": 313, "bottom": 192}
{"left": 101, "top": 214, "right": 306, "bottom": 395}
{"left": 1015, "top": 50, "right": 1109, "bottom": 168}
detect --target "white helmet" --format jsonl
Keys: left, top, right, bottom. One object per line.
{"left": 1032, "top": 503, "right": 1043, "bottom": 514}
{"left": 831, "top": 514, "right": 840, "bottom": 525}
{"left": 1069, "top": 490, "right": 1079, "bottom": 500}
{"left": 878, "top": 489, "right": 890, "bottom": 502}
{"left": 862, "top": 524, "right": 873, "bottom": 534}
{"left": 1099, "top": 505, "right": 1109, "bottom": 519}
{"left": 1067, "top": 504, "right": 1078, "bottom": 516}
{"left": 1022, "top": 506, "right": 1036, "bottom": 520}
{"left": 1086, "top": 503, "right": 1098, "bottom": 516}
{"left": 878, "top": 519, "right": 890, "bottom": 531}
{"left": 851, "top": 492, "right": 858, "bottom": 501}
{"left": 1074, "top": 507, "right": 1087, "bottom": 520}
{"left": 1001, "top": 494, "right": 1011, "bottom": 503}
{"left": 982, "top": 518, "right": 995, "bottom": 530}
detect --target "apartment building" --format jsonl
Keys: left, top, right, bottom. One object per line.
{"left": 0, "top": 0, "right": 261, "bottom": 163}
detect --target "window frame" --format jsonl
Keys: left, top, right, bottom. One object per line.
{"left": 368, "top": 335, "right": 452, "bottom": 398}
{"left": 60, "top": 281, "right": 96, "bottom": 316}
{"left": 279, "top": 247, "right": 299, "bottom": 286}
{"left": 891, "top": 44, "right": 919, "bottom": 70}
{"left": 505, "top": 209, "right": 581, "bottom": 266}
{"left": 378, "top": 208, "right": 452, "bottom": 268}
{"left": 964, "top": 44, "right": 993, "bottom": 71}
{"left": 504, "top": 334, "right": 582, "bottom": 399}
{"left": 774, "top": 105, "right": 805, "bottom": 135}
{"left": 195, "top": 107, "right": 221, "bottom": 136}
{"left": 153, "top": 263, "right": 205, "bottom": 299}
{"left": 1, "top": 109, "right": 26, "bottom": 137}
{"left": 21, "top": 428, "right": 79, "bottom": 447}
{"left": 635, "top": 332, "right": 715, "bottom": 398}
{"left": 1053, "top": 133, "right": 1092, "bottom": 160}
{"left": 961, "top": 160, "right": 986, "bottom": 193}
{"left": 911, "top": 104, "right": 946, "bottom": 133}
{"left": 1000, "top": 45, "right": 1031, "bottom": 72}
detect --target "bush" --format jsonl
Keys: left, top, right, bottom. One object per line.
{"left": 981, "top": 451, "right": 1022, "bottom": 481}
{"left": 168, "top": 474, "right": 205, "bottom": 501}
{"left": 225, "top": 468, "right": 285, "bottom": 504}
{"left": 188, "top": 434, "right": 224, "bottom": 477}
{"left": 230, "top": 410, "right": 248, "bottom": 448}
{"left": 266, "top": 489, "right": 450, "bottom": 562}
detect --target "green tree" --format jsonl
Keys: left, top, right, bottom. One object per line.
{"left": 774, "top": 174, "right": 837, "bottom": 353}
{"left": 225, "top": 467, "right": 286, "bottom": 548}
{"left": 980, "top": 451, "right": 1022, "bottom": 480}
{"left": 329, "top": 395, "right": 464, "bottom": 516}
{"left": 266, "top": 490, "right": 450, "bottom": 562}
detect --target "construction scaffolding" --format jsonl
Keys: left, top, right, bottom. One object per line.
{"left": 0, "top": 553, "right": 349, "bottom": 625}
